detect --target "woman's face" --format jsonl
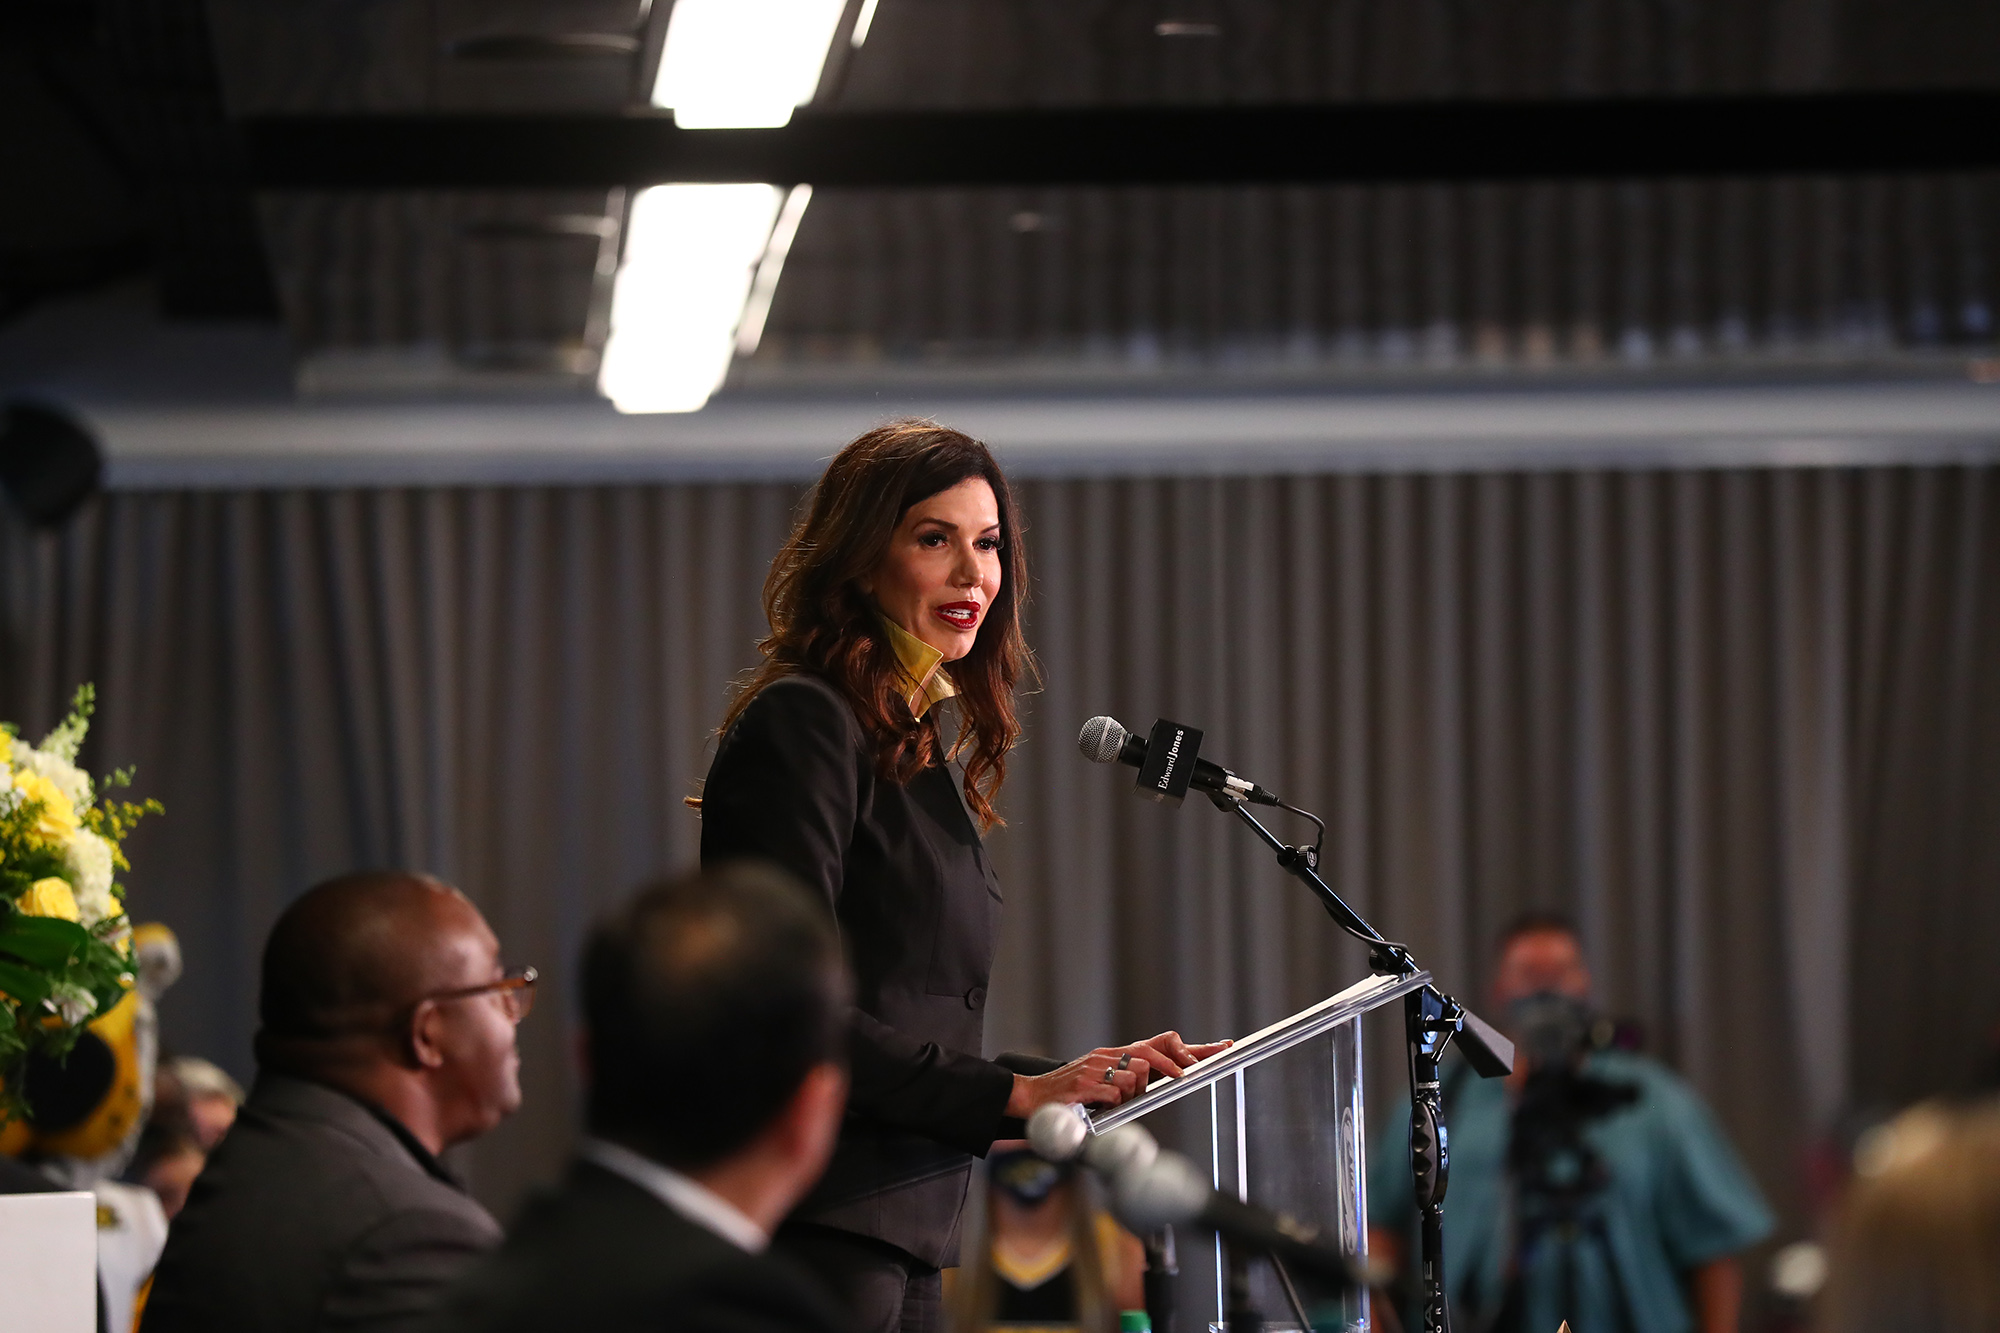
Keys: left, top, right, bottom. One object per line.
{"left": 863, "top": 476, "right": 1003, "bottom": 663}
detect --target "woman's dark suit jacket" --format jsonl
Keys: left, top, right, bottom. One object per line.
{"left": 700, "top": 672, "right": 1057, "bottom": 1269}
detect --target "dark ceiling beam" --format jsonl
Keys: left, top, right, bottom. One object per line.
{"left": 109, "top": 0, "right": 280, "bottom": 318}
{"left": 243, "top": 91, "right": 2000, "bottom": 190}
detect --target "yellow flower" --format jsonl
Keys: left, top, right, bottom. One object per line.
{"left": 13, "top": 771, "right": 80, "bottom": 846}
{"left": 18, "top": 877, "right": 81, "bottom": 922}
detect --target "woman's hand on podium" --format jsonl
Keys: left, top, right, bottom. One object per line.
{"left": 1004, "top": 1031, "right": 1233, "bottom": 1117}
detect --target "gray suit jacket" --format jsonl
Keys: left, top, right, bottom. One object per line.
{"left": 143, "top": 1074, "right": 501, "bottom": 1333}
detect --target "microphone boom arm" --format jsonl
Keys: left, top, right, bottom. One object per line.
{"left": 1209, "top": 790, "right": 1418, "bottom": 976}
{"left": 1203, "top": 788, "right": 1514, "bottom": 1333}
{"left": 1206, "top": 789, "right": 1512, "bottom": 1078}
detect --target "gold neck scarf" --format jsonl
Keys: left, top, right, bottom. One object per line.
{"left": 878, "top": 616, "right": 958, "bottom": 720}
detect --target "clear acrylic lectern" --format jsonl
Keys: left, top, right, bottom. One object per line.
{"left": 1090, "top": 970, "right": 1432, "bottom": 1333}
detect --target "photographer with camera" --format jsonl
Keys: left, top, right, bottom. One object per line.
{"left": 1368, "top": 912, "right": 1772, "bottom": 1333}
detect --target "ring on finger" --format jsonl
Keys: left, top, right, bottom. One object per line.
{"left": 1100, "top": 1066, "right": 1118, "bottom": 1084}
{"left": 1116, "top": 1052, "right": 1133, "bottom": 1071}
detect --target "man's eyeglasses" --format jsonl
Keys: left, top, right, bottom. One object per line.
{"left": 421, "top": 967, "right": 538, "bottom": 1024}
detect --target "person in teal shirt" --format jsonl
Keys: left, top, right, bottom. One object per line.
{"left": 1369, "top": 914, "right": 1773, "bottom": 1333}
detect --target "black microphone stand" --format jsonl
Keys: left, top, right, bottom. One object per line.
{"left": 1205, "top": 791, "right": 1514, "bottom": 1333}
{"left": 1142, "top": 1226, "right": 1178, "bottom": 1333}
{"left": 1224, "top": 1242, "right": 1262, "bottom": 1333}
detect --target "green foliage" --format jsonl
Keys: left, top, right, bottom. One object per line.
{"left": 0, "top": 790, "right": 69, "bottom": 901}
{"left": 0, "top": 915, "right": 93, "bottom": 971}
{"left": 83, "top": 797, "right": 162, "bottom": 873}
{"left": 0, "top": 905, "right": 132, "bottom": 1123}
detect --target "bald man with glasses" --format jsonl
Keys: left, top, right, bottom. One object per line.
{"left": 145, "top": 872, "right": 533, "bottom": 1333}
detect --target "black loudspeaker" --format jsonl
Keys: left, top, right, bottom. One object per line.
{"left": 0, "top": 400, "right": 104, "bottom": 527}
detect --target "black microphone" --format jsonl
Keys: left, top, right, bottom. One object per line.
{"left": 1111, "top": 1149, "right": 1369, "bottom": 1292}
{"left": 1078, "top": 716, "right": 1281, "bottom": 807}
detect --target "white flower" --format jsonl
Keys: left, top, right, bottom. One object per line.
{"left": 66, "top": 831, "right": 117, "bottom": 926}
{"left": 44, "top": 983, "right": 98, "bottom": 1027}
{"left": 76, "top": 888, "right": 118, "bottom": 931}
{"left": 18, "top": 746, "right": 93, "bottom": 813}
{"left": 103, "top": 918, "right": 133, "bottom": 957}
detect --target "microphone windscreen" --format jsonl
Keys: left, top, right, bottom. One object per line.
{"left": 1089, "top": 1124, "right": 1159, "bottom": 1178}
{"left": 1078, "top": 716, "right": 1129, "bottom": 765}
{"left": 1027, "top": 1103, "right": 1090, "bottom": 1162}
{"left": 1112, "top": 1150, "right": 1211, "bottom": 1231}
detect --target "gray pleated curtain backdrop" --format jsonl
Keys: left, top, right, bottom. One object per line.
{"left": 4, "top": 468, "right": 1997, "bottom": 1241}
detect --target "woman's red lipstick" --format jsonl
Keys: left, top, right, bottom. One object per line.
{"left": 934, "top": 601, "right": 982, "bottom": 631}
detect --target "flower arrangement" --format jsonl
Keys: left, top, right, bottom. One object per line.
{"left": 0, "top": 685, "right": 161, "bottom": 1123}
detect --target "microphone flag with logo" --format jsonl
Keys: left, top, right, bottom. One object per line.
{"left": 1134, "top": 719, "right": 1202, "bottom": 805}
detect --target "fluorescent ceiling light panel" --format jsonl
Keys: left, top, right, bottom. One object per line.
{"left": 850, "top": 0, "right": 882, "bottom": 47}
{"left": 736, "top": 185, "right": 814, "bottom": 357}
{"left": 652, "top": 0, "right": 847, "bottom": 128}
{"left": 599, "top": 184, "right": 783, "bottom": 414}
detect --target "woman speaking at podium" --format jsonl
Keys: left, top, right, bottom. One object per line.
{"left": 699, "top": 420, "right": 1223, "bottom": 1333}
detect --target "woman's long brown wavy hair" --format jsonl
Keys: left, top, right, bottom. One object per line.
{"left": 719, "top": 419, "right": 1033, "bottom": 829}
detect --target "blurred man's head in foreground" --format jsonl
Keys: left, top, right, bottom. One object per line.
{"left": 582, "top": 862, "right": 848, "bottom": 1192}
{"left": 1827, "top": 1097, "right": 2000, "bottom": 1333}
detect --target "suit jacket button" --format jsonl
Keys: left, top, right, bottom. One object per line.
{"left": 965, "top": 986, "right": 986, "bottom": 1009}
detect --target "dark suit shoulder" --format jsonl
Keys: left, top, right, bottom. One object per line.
{"left": 703, "top": 673, "right": 873, "bottom": 902}
{"left": 214, "top": 1079, "right": 493, "bottom": 1224}
{"left": 145, "top": 1077, "right": 497, "bottom": 1333}
{"left": 672, "top": 1255, "right": 851, "bottom": 1333}
{"left": 433, "top": 1165, "right": 847, "bottom": 1333}
{"left": 726, "top": 673, "right": 861, "bottom": 747}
